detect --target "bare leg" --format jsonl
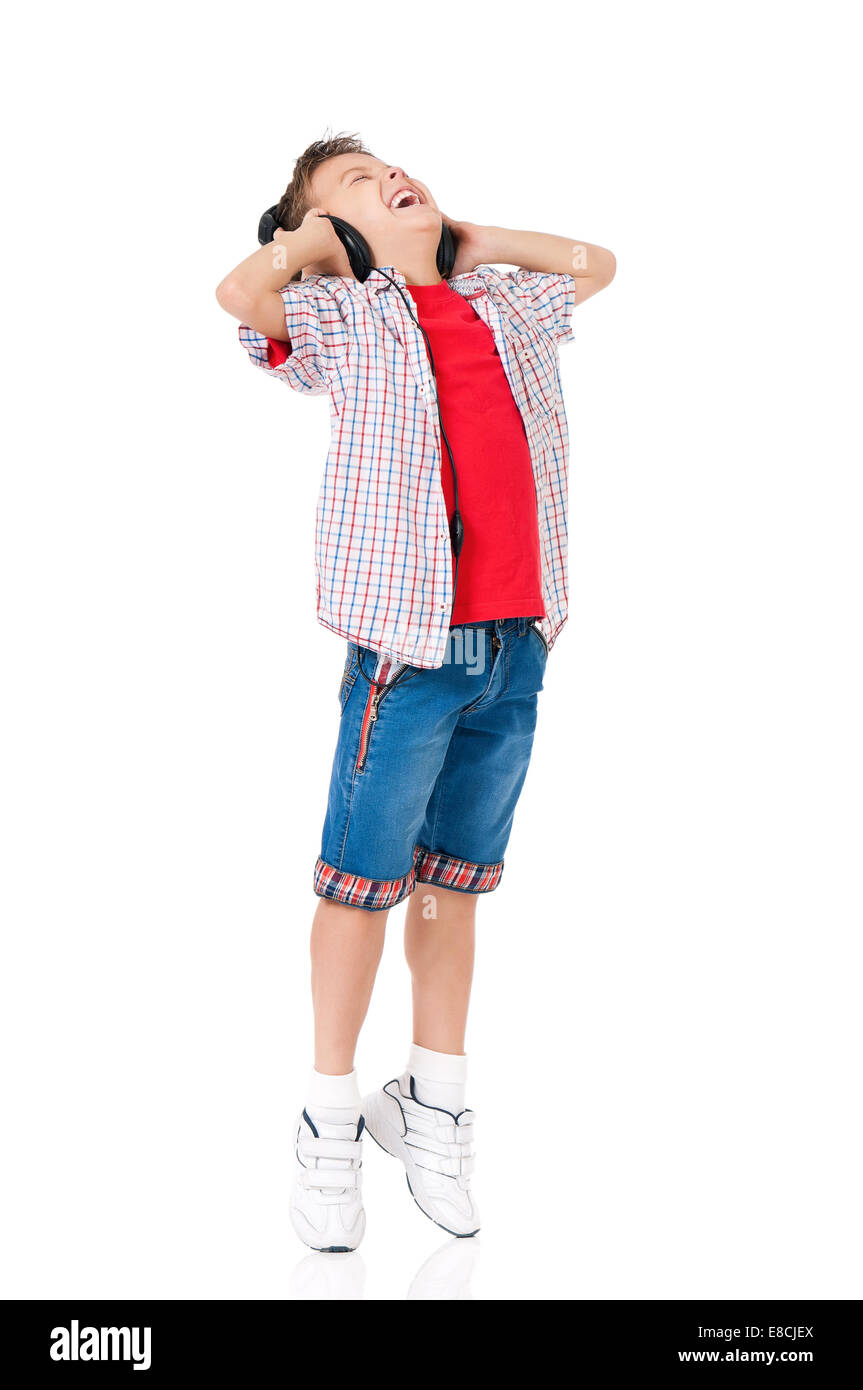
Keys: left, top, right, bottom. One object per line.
{"left": 404, "top": 885, "right": 477, "bottom": 1054}
{"left": 310, "top": 899, "right": 389, "bottom": 1074}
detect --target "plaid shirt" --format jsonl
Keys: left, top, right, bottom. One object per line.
{"left": 238, "top": 262, "right": 576, "bottom": 668}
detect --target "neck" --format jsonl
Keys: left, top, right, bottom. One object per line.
{"left": 302, "top": 242, "right": 444, "bottom": 286}
{"left": 383, "top": 246, "right": 443, "bottom": 286}
{"left": 301, "top": 256, "right": 444, "bottom": 285}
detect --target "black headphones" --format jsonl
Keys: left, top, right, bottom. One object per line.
{"left": 257, "top": 205, "right": 457, "bottom": 283}
{"left": 258, "top": 203, "right": 464, "bottom": 689}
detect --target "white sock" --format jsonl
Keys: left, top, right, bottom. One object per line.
{"left": 408, "top": 1043, "right": 467, "bottom": 1116}
{"left": 305, "top": 1067, "right": 362, "bottom": 1128}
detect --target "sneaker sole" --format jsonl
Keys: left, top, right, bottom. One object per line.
{"left": 290, "top": 1202, "right": 365, "bottom": 1253}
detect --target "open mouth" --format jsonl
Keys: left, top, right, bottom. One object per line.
{"left": 388, "top": 187, "right": 424, "bottom": 210}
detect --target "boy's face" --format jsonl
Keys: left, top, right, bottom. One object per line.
{"left": 307, "top": 153, "right": 442, "bottom": 271}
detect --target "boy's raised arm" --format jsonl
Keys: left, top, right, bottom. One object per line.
{"left": 215, "top": 210, "right": 346, "bottom": 340}
{"left": 456, "top": 221, "right": 616, "bottom": 307}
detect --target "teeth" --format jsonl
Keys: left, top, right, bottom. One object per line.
{"left": 391, "top": 189, "right": 420, "bottom": 209}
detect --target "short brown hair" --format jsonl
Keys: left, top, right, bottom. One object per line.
{"left": 274, "top": 129, "right": 372, "bottom": 280}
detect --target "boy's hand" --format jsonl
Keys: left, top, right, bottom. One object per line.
{"left": 440, "top": 214, "right": 493, "bottom": 276}
{"left": 295, "top": 208, "right": 354, "bottom": 278}
{"left": 216, "top": 205, "right": 355, "bottom": 335}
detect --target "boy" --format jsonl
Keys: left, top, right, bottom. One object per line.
{"left": 216, "top": 132, "right": 615, "bottom": 1251}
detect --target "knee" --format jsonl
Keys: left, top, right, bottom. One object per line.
{"left": 410, "top": 885, "right": 479, "bottom": 924}
{"left": 312, "top": 896, "right": 390, "bottom": 935}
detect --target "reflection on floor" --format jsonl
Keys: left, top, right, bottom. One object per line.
{"left": 289, "top": 1236, "right": 481, "bottom": 1301}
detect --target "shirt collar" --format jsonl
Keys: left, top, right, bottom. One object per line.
{"left": 367, "top": 265, "right": 489, "bottom": 296}
{"left": 367, "top": 266, "right": 407, "bottom": 294}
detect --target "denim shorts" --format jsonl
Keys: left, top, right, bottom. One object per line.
{"left": 314, "top": 615, "right": 549, "bottom": 912}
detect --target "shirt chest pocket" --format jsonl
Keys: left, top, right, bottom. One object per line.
{"left": 512, "top": 329, "right": 561, "bottom": 418}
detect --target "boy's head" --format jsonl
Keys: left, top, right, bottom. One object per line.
{"left": 274, "top": 131, "right": 444, "bottom": 281}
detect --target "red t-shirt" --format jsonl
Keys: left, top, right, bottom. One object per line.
{"left": 405, "top": 280, "right": 544, "bottom": 624}
{"left": 266, "top": 278, "right": 545, "bottom": 625}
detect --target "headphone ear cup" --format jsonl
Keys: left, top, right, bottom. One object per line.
{"left": 437, "top": 223, "right": 457, "bottom": 279}
{"left": 258, "top": 204, "right": 281, "bottom": 245}
{"left": 322, "top": 214, "right": 373, "bottom": 282}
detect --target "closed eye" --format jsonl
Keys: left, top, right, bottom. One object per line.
{"left": 351, "top": 174, "right": 369, "bottom": 184}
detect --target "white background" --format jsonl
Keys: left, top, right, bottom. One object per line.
{"left": 2, "top": 0, "right": 861, "bottom": 1301}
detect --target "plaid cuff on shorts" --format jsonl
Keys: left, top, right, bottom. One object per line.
{"left": 313, "top": 844, "right": 503, "bottom": 911}
{"left": 414, "top": 845, "right": 503, "bottom": 894}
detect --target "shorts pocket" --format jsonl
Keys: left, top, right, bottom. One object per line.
{"left": 353, "top": 656, "right": 417, "bottom": 773}
{"left": 527, "top": 621, "right": 549, "bottom": 658}
{"left": 338, "top": 643, "right": 359, "bottom": 711}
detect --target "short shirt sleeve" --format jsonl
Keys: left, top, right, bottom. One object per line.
{"left": 482, "top": 265, "right": 577, "bottom": 349}
{"left": 237, "top": 277, "right": 350, "bottom": 396}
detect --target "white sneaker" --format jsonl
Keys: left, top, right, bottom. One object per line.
{"left": 290, "top": 1108, "right": 366, "bottom": 1252}
{"left": 362, "top": 1072, "right": 480, "bottom": 1237}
